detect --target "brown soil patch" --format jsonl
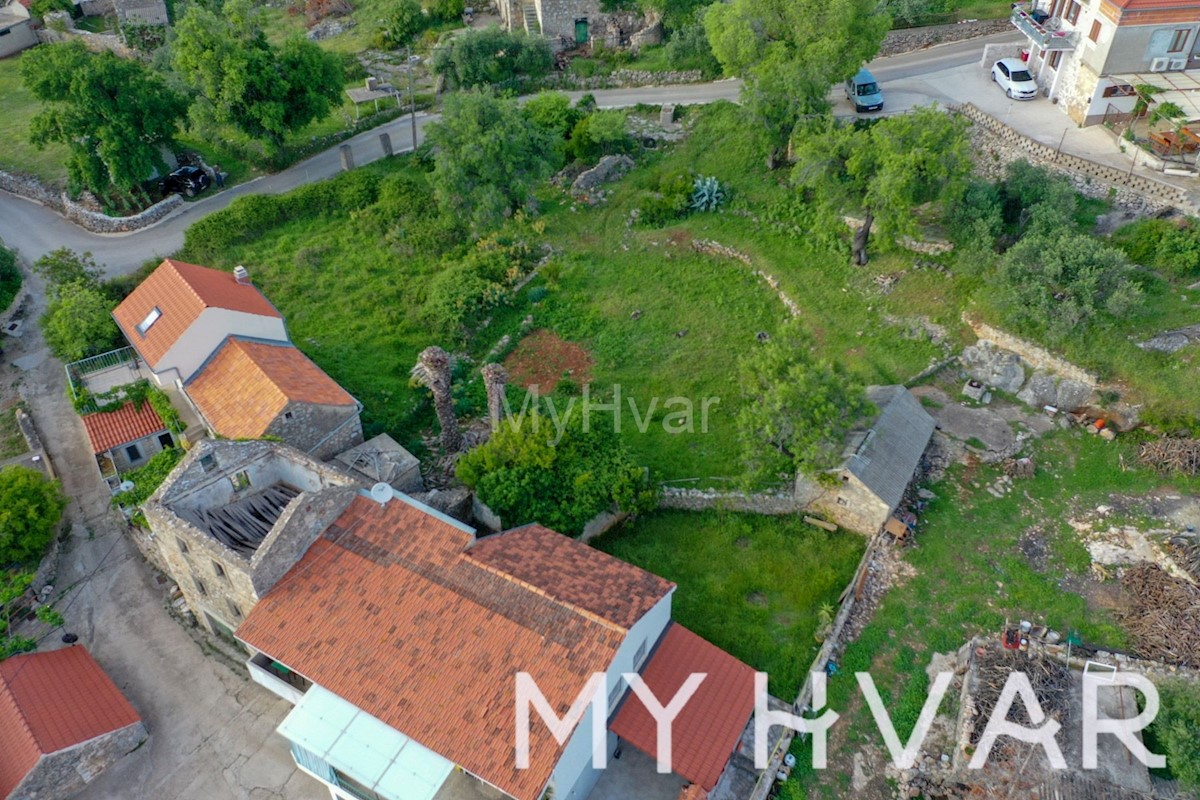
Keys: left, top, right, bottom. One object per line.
{"left": 503, "top": 329, "right": 594, "bottom": 393}
{"left": 746, "top": 592, "right": 768, "bottom": 607}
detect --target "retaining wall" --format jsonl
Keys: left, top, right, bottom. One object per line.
{"left": 964, "top": 313, "right": 1099, "bottom": 386}
{"left": 0, "top": 169, "right": 182, "bottom": 234}
{"left": 956, "top": 103, "right": 1192, "bottom": 213}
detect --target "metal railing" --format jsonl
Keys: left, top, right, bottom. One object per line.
{"left": 64, "top": 346, "right": 140, "bottom": 404}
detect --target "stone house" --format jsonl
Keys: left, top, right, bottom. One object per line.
{"left": 810, "top": 385, "right": 935, "bottom": 535}
{"left": 112, "top": 260, "right": 361, "bottom": 459}
{"left": 1011, "top": 0, "right": 1200, "bottom": 125}
{"left": 497, "top": 0, "right": 646, "bottom": 48}
{"left": 0, "top": 646, "right": 147, "bottom": 800}
{"left": 185, "top": 337, "right": 363, "bottom": 461}
{"left": 235, "top": 490, "right": 764, "bottom": 800}
{"left": 80, "top": 400, "right": 174, "bottom": 491}
{"left": 142, "top": 439, "right": 362, "bottom": 641}
{"left": 112, "top": 259, "right": 289, "bottom": 390}
{"left": 0, "top": 1, "right": 37, "bottom": 59}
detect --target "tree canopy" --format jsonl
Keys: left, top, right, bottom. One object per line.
{"left": 35, "top": 249, "right": 122, "bottom": 363}
{"left": 429, "top": 26, "right": 552, "bottom": 91}
{"left": 425, "top": 91, "right": 558, "bottom": 231}
{"left": 21, "top": 41, "right": 187, "bottom": 198}
{"left": 456, "top": 409, "right": 655, "bottom": 535}
{"left": 994, "top": 227, "right": 1144, "bottom": 342}
{"left": 737, "top": 319, "right": 869, "bottom": 483}
{"left": 173, "top": 0, "right": 343, "bottom": 150}
{"left": 0, "top": 466, "right": 65, "bottom": 567}
{"left": 705, "top": 0, "right": 889, "bottom": 165}
{"left": 792, "top": 108, "right": 972, "bottom": 264}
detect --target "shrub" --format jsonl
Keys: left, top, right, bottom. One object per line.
{"left": 456, "top": 410, "right": 656, "bottom": 535}
{"left": 375, "top": 0, "right": 427, "bottom": 47}
{"left": 1110, "top": 217, "right": 1200, "bottom": 281}
{"left": 0, "top": 242, "right": 21, "bottom": 315}
{"left": 424, "top": 0, "right": 463, "bottom": 20}
{"left": 523, "top": 91, "right": 579, "bottom": 141}
{"left": 664, "top": 8, "right": 721, "bottom": 77}
{"left": 40, "top": 280, "right": 123, "bottom": 362}
{"left": 0, "top": 467, "right": 65, "bottom": 567}
{"left": 430, "top": 26, "right": 552, "bottom": 91}
{"left": 1148, "top": 680, "right": 1200, "bottom": 790}
{"left": 636, "top": 171, "right": 692, "bottom": 226}
{"left": 690, "top": 175, "right": 726, "bottom": 212}
{"left": 566, "top": 109, "right": 632, "bottom": 162}
{"left": 112, "top": 447, "right": 185, "bottom": 511}
{"left": 420, "top": 237, "right": 536, "bottom": 339}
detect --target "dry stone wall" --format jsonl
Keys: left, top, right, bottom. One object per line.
{"left": 0, "top": 169, "right": 182, "bottom": 233}
{"left": 957, "top": 103, "right": 1192, "bottom": 214}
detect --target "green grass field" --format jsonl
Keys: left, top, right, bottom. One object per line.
{"left": 594, "top": 510, "right": 866, "bottom": 698}
{"left": 0, "top": 54, "right": 70, "bottom": 185}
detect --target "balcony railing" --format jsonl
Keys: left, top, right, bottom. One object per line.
{"left": 1011, "top": 6, "right": 1079, "bottom": 51}
{"left": 65, "top": 346, "right": 145, "bottom": 408}
{"left": 248, "top": 653, "right": 311, "bottom": 704}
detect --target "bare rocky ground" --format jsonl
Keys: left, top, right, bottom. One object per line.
{"left": 5, "top": 269, "right": 320, "bottom": 800}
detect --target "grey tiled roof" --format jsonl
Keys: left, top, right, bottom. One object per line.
{"left": 844, "top": 386, "right": 935, "bottom": 511}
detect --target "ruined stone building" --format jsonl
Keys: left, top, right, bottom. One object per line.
{"left": 1011, "top": 0, "right": 1200, "bottom": 124}
{"left": 142, "top": 439, "right": 362, "bottom": 641}
{"left": 0, "top": 647, "right": 147, "bottom": 800}
{"left": 810, "top": 385, "right": 935, "bottom": 535}
{"left": 497, "top": 0, "right": 649, "bottom": 49}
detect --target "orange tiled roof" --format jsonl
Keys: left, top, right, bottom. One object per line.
{"left": 1108, "top": 0, "right": 1200, "bottom": 9}
{"left": 610, "top": 623, "right": 756, "bottom": 791}
{"left": 112, "top": 259, "right": 281, "bottom": 368}
{"left": 81, "top": 401, "right": 167, "bottom": 454}
{"left": 467, "top": 524, "right": 675, "bottom": 630}
{"left": 0, "top": 647, "right": 142, "bottom": 797}
{"left": 186, "top": 338, "right": 354, "bottom": 440}
{"left": 237, "top": 495, "right": 673, "bottom": 800}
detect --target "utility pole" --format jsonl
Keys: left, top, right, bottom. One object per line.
{"left": 406, "top": 46, "right": 418, "bottom": 151}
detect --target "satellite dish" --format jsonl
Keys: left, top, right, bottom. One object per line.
{"left": 118, "top": 480, "right": 136, "bottom": 493}
{"left": 370, "top": 482, "right": 392, "bottom": 505}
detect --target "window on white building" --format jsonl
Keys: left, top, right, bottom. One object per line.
{"left": 1065, "top": 1, "right": 1080, "bottom": 24}
{"left": 1168, "top": 29, "right": 1189, "bottom": 53}
{"left": 1088, "top": 20, "right": 1101, "bottom": 42}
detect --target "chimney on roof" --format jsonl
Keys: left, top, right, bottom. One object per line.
{"left": 233, "top": 265, "right": 250, "bottom": 284}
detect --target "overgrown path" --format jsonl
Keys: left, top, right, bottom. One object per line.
{"left": 0, "top": 32, "right": 1020, "bottom": 274}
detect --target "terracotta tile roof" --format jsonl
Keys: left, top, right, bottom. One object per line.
{"left": 610, "top": 624, "right": 756, "bottom": 791}
{"left": 677, "top": 785, "right": 709, "bottom": 800}
{"left": 186, "top": 338, "right": 355, "bottom": 440}
{"left": 237, "top": 495, "right": 673, "bottom": 800}
{"left": 81, "top": 401, "right": 167, "bottom": 454}
{"left": 466, "top": 524, "right": 675, "bottom": 630}
{"left": 113, "top": 259, "right": 281, "bottom": 368}
{"left": 1108, "top": 0, "right": 1200, "bottom": 10}
{"left": 0, "top": 647, "right": 142, "bottom": 797}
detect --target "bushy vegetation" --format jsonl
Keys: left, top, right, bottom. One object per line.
{"left": 0, "top": 466, "right": 65, "bottom": 567}
{"left": 112, "top": 447, "right": 185, "bottom": 513}
{"left": 0, "top": 241, "right": 22, "bottom": 316}
{"left": 1110, "top": 217, "right": 1200, "bottom": 281}
{"left": 421, "top": 235, "right": 540, "bottom": 340}
{"left": 456, "top": 410, "right": 656, "bottom": 535}
{"left": 429, "top": 26, "right": 552, "bottom": 91}
{"left": 35, "top": 249, "right": 123, "bottom": 363}
{"left": 1147, "top": 680, "right": 1200, "bottom": 790}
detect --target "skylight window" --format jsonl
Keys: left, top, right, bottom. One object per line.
{"left": 136, "top": 306, "right": 162, "bottom": 335}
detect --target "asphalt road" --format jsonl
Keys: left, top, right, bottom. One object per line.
{"left": 0, "top": 30, "right": 1021, "bottom": 275}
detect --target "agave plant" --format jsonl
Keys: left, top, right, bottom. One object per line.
{"left": 690, "top": 175, "right": 726, "bottom": 212}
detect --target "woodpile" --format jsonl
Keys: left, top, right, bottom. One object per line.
{"left": 1117, "top": 563, "right": 1200, "bottom": 668}
{"left": 1137, "top": 437, "right": 1200, "bottom": 474}
{"left": 969, "top": 649, "right": 1070, "bottom": 760}
{"left": 1169, "top": 539, "right": 1200, "bottom": 582}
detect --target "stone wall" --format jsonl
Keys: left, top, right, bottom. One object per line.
{"left": 657, "top": 486, "right": 810, "bottom": 515}
{"left": 11, "top": 720, "right": 148, "bottom": 800}
{"left": 0, "top": 168, "right": 183, "bottom": 234}
{"left": 964, "top": 314, "right": 1099, "bottom": 386}
{"left": 879, "top": 18, "right": 1014, "bottom": 58}
{"left": 37, "top": 19, "right": 135, "bottom": 59}
{"left": 551, "top": 68, "right": 704, "bottom": 90}
{"left": 956, "top": 103, "right": 1192, "bottom": 214}
{"left": 267, "top": 402, "right": 364, "bottom": 462}
{"left": 810, "top": 472, "right": 893, "bottom": 536}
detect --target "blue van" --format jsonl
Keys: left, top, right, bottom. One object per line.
{"left": 845, "top": 68, "right": 884, "bottom": 113}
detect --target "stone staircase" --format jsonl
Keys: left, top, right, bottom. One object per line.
{"left": 521, "top": 0, "right": 539, "bottom": 35}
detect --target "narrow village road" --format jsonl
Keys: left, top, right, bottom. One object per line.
{"left": 0, "top": 30, "right": 1021, "bottom": 275}
{"left": 6, "top": 272, "right": 323, "bottom": 800}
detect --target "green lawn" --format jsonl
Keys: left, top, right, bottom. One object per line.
{"left": 593, "top": 510, "right": 866, "bottom": 698}
{"left": 0, "top": 54, "right": 70, "bottom": 185}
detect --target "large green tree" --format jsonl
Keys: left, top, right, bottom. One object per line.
{"left": 792, "top": 108, "right": 972, "bottom": 265}
{"left": 994, "top": 228, "right": 1144, "bottom": 343}
{"left": 429, "top": 26, "right": 552, "bottom": 91}
{"left": 0, "top": 467, "right": 65, "bottom": 567}
{"left": 20, "top": 41, "right": 187, "bottom": 199}
{"left": 425, "top": 91, "right": 558, "bottom": 231}
{"left": 704, "top": 0, "right": 889, "bottom": 166}
{"left": 41, "top": 281, "right": 123, "bottom": 363}
{"left": 173, "top": 0, "right": 343, "bottom": 151}
{"left": 737, "top": 319, "right": 868, "bottom": 483}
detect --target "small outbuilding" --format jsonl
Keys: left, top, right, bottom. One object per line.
{"left": 0, "top": 646, "right": 147, "bottom": 800}
{"left": 81, "top": 400, "right": 174, "bottom": 491}
{"left": 812, "top": 385, "right": 936, "bottom": 535}
{"left": 0, "top": 1, "right": 37, "bottom": 59}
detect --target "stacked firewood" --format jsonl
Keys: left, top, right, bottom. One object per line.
{"left": 1117, "top": 563, "right": 1200, "bottom": 668}
{"left": 1170, "top": 539, "right": 1200, "bottom": 583}
{"left": 1138, "top": 438, "right": 1200, "bottom": 474}
{"left": 969, "top": 649, "right": 1070, "bottom": 760}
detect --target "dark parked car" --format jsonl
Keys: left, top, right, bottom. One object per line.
{"left": 160, "top": 166, "right": 211, "bottom": 198}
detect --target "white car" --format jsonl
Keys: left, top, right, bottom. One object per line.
{"left": 991, "top": 58, "right": 1039, "bottom": 100}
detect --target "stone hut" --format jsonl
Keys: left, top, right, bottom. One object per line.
{"left": 333, "top": 432, "right": 423, "bottom": 494}
{"left": 142, "top": 439, "right": 363, "bottom": 640}
{"left": 0, "top": 647, "right": 147, "bottom": 800}
{"left": 812, "top": 385, "right": 935, "bottom": 535}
